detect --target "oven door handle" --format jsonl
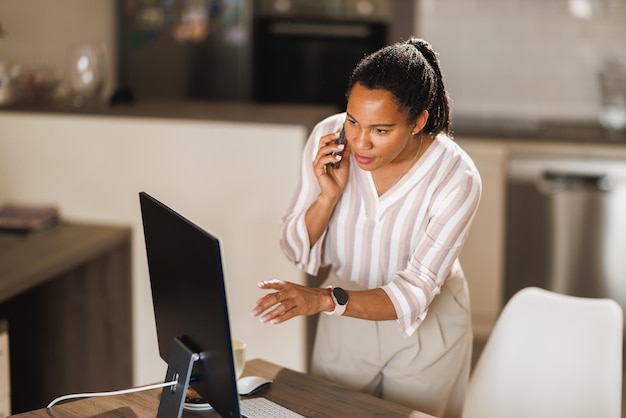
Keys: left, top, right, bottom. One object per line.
{"left": 269, "top": 22, "right": 372, "bottom": 38}
{"left": 540, "top": 171, "right": 612, "bottom": 192}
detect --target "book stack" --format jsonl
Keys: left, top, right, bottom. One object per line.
{"left": 0, "top": 204, "right": 60, "bottom": 234}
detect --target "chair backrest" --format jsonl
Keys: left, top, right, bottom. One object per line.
{"left": 462, "top": 286, "right": 623, "bottom": 418}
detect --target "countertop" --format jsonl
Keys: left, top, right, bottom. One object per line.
{"left": 2, "top": 99, "right": 626, "bottom": 145}
{"left": 450, "top": 116, "right": 626, "bottom": 145}
{"left": 0, "top": 99, "right": 340, "bottom": 133}
{"left": 0, "top": 222, "right": 131, "bottom": 303}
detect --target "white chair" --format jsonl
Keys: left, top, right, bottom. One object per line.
{"left": 463, "top": 286, "right": 623, "bottom": 418}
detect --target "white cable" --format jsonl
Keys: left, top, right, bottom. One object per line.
{"left": 47, "top": 380, "right": 178, "bottom": 408}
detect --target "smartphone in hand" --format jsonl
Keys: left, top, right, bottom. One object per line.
{"left": 329, "top": 127, "right": 346, "bottom": 169}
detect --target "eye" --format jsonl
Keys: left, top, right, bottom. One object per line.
{"left": 375, "top": 128, "right": 389, "bottom": 134}
{"left": 347, "top": 118, "right": 357, "bottom": 126}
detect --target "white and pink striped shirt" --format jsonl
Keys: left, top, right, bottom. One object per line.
{"left": 280, "top": 113, "right": 482, "bottom": 337}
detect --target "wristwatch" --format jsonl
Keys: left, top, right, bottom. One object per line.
{"left": 324, "top": 286, "right": 349, "bottom": 316}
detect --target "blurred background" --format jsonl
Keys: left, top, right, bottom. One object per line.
{"left": 1, "top": 0, "right": 626, "bottom": 415}
{"left": 0, "top": 0, "right": 624, "bottom": 123}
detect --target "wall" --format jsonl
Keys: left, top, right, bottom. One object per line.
{"left": 419, "top": 0, "right": 626, "bottom": 122}
{"left": 0, "top": 112, "right": 308, "bottom": 385}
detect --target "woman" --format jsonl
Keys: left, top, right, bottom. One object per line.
{"left": 251, "top": 37, "right": 482, "bottom": 418}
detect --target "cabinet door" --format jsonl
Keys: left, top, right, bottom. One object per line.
{"left": 457, "top": 140, "right": 508, "bottom": 340}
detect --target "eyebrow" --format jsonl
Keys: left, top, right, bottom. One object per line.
{"left": 346, "top": 112, "right": 397, "bottom": 128}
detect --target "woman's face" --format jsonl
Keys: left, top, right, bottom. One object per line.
{"left": 345, "top": 83, "right": 421, "bottom": 172}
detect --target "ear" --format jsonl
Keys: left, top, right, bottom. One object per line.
{"left": 411, "top": 110, "right": 429, "bottom": 134}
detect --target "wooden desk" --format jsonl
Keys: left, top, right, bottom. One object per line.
{"left": 0, "top": 223, "right": 132, "bottom": 414}
{"left": 11, "top": 359, "right": 435, "bottom": 417}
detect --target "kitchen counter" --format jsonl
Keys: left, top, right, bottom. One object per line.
{"left": 0, "top": 99, "right": 340, "bottom": 133}
{"left": 3, "top": 100, "right": 626, "bottom": 145}
{"left": 0, "top": 110, "right": 312, "bottom": 384}
{"left": 451, "top": 116, "right": 626, "bottom": 145}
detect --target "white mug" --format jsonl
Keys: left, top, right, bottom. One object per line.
{"left": 232, "top": 338, "right": 246, "bottom": 379}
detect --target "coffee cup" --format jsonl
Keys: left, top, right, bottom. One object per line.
{"left": 232, "top": 338, "right": 246, "bottom": 379}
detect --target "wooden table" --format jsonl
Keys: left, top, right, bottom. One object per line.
{"left": 0, "top": 222, "right": 133, "bottom": 414}
{"left": 11, "top": 359, "right": 436, "bottom": 417}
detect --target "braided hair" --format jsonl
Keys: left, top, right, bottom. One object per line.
{"left": 346, "top": 37, "right": 451, "bottom": 136}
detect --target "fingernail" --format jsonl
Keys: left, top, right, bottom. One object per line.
{"left": 337, "top": 144, "right": 345, "bottom": 150}
{"left": 335, "top": 154, "right": 342, "bottom": 160}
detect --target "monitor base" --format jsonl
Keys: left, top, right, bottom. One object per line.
{"left": 157, "top": 337, "right": 200, "bottom": 418}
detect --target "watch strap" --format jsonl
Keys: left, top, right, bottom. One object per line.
{"left": 324, "top": 286, "right": 348, "bottom": 316}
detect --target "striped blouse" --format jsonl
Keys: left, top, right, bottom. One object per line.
{"left": 280, "top": 112, "right": 482, "bottom": 337}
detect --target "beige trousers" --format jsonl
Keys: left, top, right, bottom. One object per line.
{"left": 311, "top": 271, "right": 472, "bottom": 418}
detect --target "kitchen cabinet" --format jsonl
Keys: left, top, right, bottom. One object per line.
{"left": 456, "top": 139, "right": 507, "bottom": 340}
{"left": 456, "top": 137, "right": 626, "bottom": 341}
{"left": 0, "top": 223, "right": 132, "bottom": 413}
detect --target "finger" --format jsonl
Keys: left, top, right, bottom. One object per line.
{"left": 315, "top": 163, "right": 328, "bottom": 178}
{"left": 313, "top": 149, "right": 343, "bottom": 173}
{"left": 259, "top": 302, "right": 283, "bottom": 324}
{"left": 260, "top": 302, "right": 297, "bottom": 324}
{"left": 320, "top": 136, "right": 345, "bottom": 155}
{"left": 327, "top": 151, "right": 344, "bottom": 166}
{"left": 251, "top": 291, "right": 282, "bottom": 316}
{"left": 257, "top": 280, "right": 285, "bottom": 290}
{"left": 266, "top": 308, "right": 298, "bottom": 325}
{"left": 319, "top": 129, "right": 341, "bottom": 147}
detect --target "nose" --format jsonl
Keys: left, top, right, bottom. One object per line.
{"left": 352, "top": 128, "right": 373, "bottom": 151}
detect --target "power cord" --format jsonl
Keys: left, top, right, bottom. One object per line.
{"left": 47, "top": 380, "right": 178, "bottom": 408}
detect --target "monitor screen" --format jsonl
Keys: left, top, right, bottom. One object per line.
{"left": 139, "top": 192, "right": 240, "bottom": 417}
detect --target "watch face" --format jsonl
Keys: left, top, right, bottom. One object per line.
{"left": 333, "top": 287, "right": 349, "bottom": 305}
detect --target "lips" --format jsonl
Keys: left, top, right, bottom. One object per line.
{"left": 354, "top": 152, "right": 376, "bottom": 165}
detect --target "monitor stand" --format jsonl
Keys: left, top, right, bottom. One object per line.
{"left": 157, "top": 337, "right": 200, "bottom": 418}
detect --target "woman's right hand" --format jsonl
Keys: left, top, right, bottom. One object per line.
{"left": 304, "top": 128, "right": 351, "bottom": 246}
{"left": 313, "top": 128, "right": 351, "bottom": 205}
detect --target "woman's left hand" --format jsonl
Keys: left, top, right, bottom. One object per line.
{"left": 251, "top": 280, "right": 332, "bottom": 324}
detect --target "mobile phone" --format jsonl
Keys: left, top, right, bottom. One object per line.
{"left": 329, "top": 127, "right": 346, "bottom": 169}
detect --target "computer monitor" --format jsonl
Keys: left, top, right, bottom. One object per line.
{"left": 139, "top": 192, "right": 241, "bottom": 418}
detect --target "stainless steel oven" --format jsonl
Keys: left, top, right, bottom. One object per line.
{"left": 252, "top": 0, "right": 394, "bottom": 107}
